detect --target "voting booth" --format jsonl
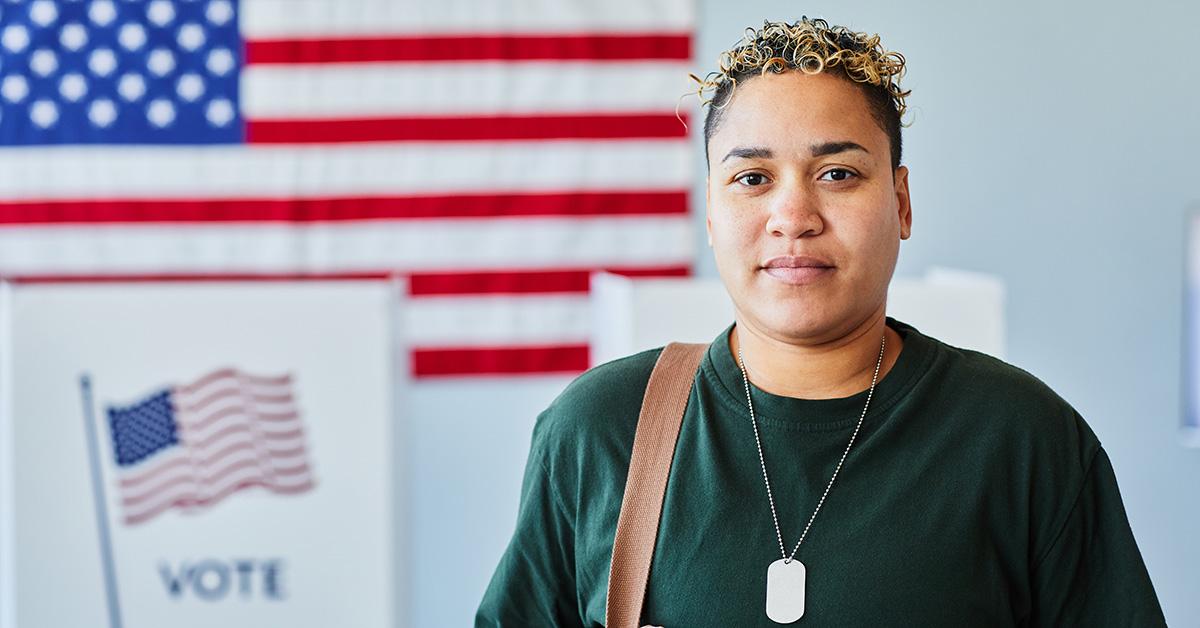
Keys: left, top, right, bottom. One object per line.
{"left": 0, "top": 280, "right": 402, "bottom": 628}
{"left": 590, "top": 267, "right": 1007, "bottom": 365}
{"left": 1, "top": 269, "right": 1006, "bottom": 628}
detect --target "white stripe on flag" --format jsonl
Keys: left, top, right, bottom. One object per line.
{"left": 118, "top": 432, "right": 308, "bottom": 491}
{"left": 176, "top": 410, "right": 302, "bottom": 442}
{"left": 172, "top": 371, "right": 293, "bottom": 400}
{"left": 241, "top": 0, "right": 695, "bottom": 37}
{"left": 242, "top": 62, "right": 696, "bottom": 118}
{"left": 178, "top": 413, "right": 302, "bottom": 442}
{"left": 120, "top": 445, "right": 310, "bottom": 503}
{"left": 0, "top": 141, "right": 690, "bottom": 199}
{"left": 406, "top": 294, "right": 590, "bottom": 347}
{"left": 122, "top": 465, "right": 313, "bottom": 522}
{"left": 0, "top": 217, "right": 693, "bottom": 273}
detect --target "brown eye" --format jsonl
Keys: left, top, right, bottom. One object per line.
{"left": 736, "top": 172, "right": 768, "bottom": 187}
{"left": 820, "top": 168, "right": 856, "bottom": 182}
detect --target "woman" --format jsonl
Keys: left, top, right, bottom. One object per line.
{"left": 476, "top": 18, "right": 1165, "bottom": 626}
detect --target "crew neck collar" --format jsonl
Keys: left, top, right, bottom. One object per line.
{"left": 701, "top": 317, "right": 935, "bottom": 431}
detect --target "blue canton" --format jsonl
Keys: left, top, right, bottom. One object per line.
{"left": 107, "top": 389, "right": 180, "bottom": 466}
{"left": 0, "top": 0, "right": 241, "bottom": 145}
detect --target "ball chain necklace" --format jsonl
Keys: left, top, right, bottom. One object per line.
{"left": 736, "top": 332, "right": 886, "bottom": 624}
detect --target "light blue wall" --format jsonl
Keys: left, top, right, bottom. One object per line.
{"left": 691, "top": 0, "right": 1200, "bottom": 622}
{"left": 407, "top": 377, "right": 571, "bottom": 628}
{"left": 446, "top": 1, "right": 1200, "bottom": 626}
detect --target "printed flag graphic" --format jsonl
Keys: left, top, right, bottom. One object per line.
{"left": 0, "top": 0, "right": 697, "bottom": 376}
{"left": 105, "top": 368, "right": 315, "bottom": 526}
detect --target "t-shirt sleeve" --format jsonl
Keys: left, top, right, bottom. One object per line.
{"left": 475, "top": 417, "right": 584, "bottom": 628}
{"left": 1028, "top": 446, "right": 1166, "bottom": 626}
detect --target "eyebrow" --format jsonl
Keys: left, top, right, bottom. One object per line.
{"left": 721, "top": 146, "right": 773, "bottom": 163}
{"left": 811, "top": 141, "right": 870, "bottom": 157}
{"left": 720, "top": 141, "right": 870, "bottom": 164}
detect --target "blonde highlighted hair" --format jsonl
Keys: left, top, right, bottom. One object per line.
{"left": 693, "top": 18, "right": 911, "bottom": 169}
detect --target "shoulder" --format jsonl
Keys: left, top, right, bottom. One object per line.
{"left": 917, "top": 331, "right": 1100, "bottom": 468}
{"left": 529, "top": 346, "right": 665, "bottom": 461}
{"left": 937, "top": 340, "right": 1068, "bottom": 410}
{"left": 552, "top": 346, "right": 665, "bottom": 414}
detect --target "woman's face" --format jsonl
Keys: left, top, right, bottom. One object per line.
{"left": 705, "top": 70, "right": 912, "bottom": 344}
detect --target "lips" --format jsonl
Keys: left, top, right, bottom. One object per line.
{"left": 762, "top": 255, "right": 834, "bottom": 269}
{"left": 760, "top": 255, "right": 835, "bottom": 285}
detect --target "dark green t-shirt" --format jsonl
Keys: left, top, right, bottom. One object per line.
{"left": 476, "top": 318, "right": 1165, "bottom": 627}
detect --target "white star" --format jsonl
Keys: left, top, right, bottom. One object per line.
{"left": 1, "top": 75, "right": 28, "bottom": 103}
{"left": 146, "top": 98, "right": 175, "bottom": 128}
{"left": 30, "top": 100, "right": 59, "bottom": 129}
{"left": 147, "top": 0, "right": 175, "bottom": 27}
{"left": 89, "top": 98, "right": 117, "bottom": 128}
{"left": 177, "top": 22, "right": 205, "bottom": 51}
{"left": 147, "top": 48, "right": 176, "bottom": 77}
{"left": 29, "top": 0, "right": 58, "bottom": 27}
{"left": 88, "top": 0, "right": 117, "bottom": 27}
{"left": 206, "top": 98, "right": 235, "bottom": 127}
{"left": 206, "top": 48, "right": 235, "bottom": 76}
{"left": 30, "top": 49, "right": 58, "bottom": 77}
{"left": 176, "top": 73, "right": 205, "bottom": 102}
{"left": 59, "top": 23, "right": 88, "bottom": 51}
{"left": 206, "top": 0, "right": 233, "bottom": 26}
{"left": 2, "top": 24, "right": 30, "bottom": 53}
{"left": 118, "top": 23, "right": 146, "bottom": 51}
{"left": 117, "top": 73, "right": 146, "bottom": 101}
{"left": 59, "top": 73, "right": 88, "bottom": 101}
{"left": 89, "top": 48, "right": 118, "bottom": 77}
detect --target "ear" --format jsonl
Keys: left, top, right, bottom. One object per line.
{"left": 894, "top": 165, "right": 912, "bottom": 240}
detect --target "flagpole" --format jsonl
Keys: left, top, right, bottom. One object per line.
{"left": 79, "top": 375, "right": 123, "bottom": 628}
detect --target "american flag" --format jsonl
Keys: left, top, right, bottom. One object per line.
{"left": 105, "top": 367, "right": 315, "bottom": 526}
{"left": 0, "top": 0, "right": 695, "bottom": 377}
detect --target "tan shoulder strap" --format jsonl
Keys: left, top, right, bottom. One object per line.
{"left": 605, "top": 342, "right": 708, "bottom": 628}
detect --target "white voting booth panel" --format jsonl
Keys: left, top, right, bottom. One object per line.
{"left": 0, "top": 281, "right": 401, "bottom": 628}
{"left": 590, "top": 268, "right": 1006, "bottom": 366}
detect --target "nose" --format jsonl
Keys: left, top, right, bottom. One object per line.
{"left": 764, "top": 180, "right": 823, "bottom": 239}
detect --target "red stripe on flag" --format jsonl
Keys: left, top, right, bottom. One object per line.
{"left": 120, "top": 441, "right": 307, "bottom": 490}
{"left": 4, "top": 266, "right": 692, "bottom": 295}
{"left": 245, "top": 113, "right": 687, "bottom": 143}
{"left": 0, "top": 191, "right": 687, "bottom": 224}
{"left": 4, "top": 272, "right": 398, "bottom": 284}
{"left": 408, "top": 264, "right": 691, "bottom": 295}
{"left": 173, "top": 387, "right": 293, "bottom": 414}
{"left": 173, "top": 369, "right": 292, "bottom": 396}
{"left": 412, "top": 344, "right": 589, "bottom": 377}
{"left": 245, "top": 33, "right": 692, "bottom": 64}
{"left": 123, "top": 478, "right": 315, "bottom": 526}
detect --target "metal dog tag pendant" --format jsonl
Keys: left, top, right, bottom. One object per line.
{"left": 765, "top": 558, "right": 806, "bottom": 623}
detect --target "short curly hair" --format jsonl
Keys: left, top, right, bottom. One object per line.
{"left": 692, "top": 18, "right": 911, "bottom": 170}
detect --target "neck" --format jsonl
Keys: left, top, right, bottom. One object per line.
{"left": 730, "top": 308, "right": 903, "bottom": 400}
